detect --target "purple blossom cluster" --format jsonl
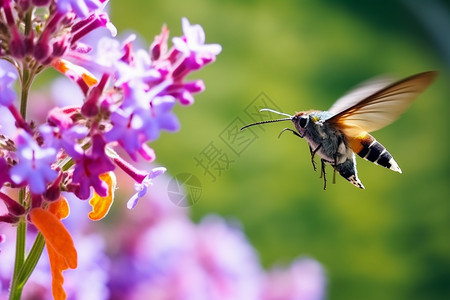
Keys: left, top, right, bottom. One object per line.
{"left": 0, "top": 0, "right": 222, "bottom": 298}
{"left": 0, "top": 0, "right": 222, "bottom": 223}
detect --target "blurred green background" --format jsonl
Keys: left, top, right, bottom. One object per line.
{"left": 110, "top": 1, "right": 450, "bottom": 299}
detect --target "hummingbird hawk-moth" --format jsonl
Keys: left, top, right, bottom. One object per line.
{"left": 241, "top": 71, "right": 438, "bottom": 189}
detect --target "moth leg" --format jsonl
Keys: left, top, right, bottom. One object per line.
{"left": 320, "top": 159, "right": 327, "bottom": 190}
{"left": 333, "top": 156, "right": 337, "bottom": 184}
{"left": 309, "top": 144, "right": 322, "bottom": 172}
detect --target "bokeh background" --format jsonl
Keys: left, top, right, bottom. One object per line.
{"left": 41, "top": 0, "right": 450, "bottom": 299}
{"left": 107, "top": 0, "right": 450, "bottom": 299}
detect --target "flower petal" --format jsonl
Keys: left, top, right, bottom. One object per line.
{"left": 30, "top": 199, "right": 77, "bottom": 300}
{"left": 88, "top": 172, "right": 116, "bottom": 221}
{"left": 52, "top": 58, "right": 98, "bottom": 87}
{"left": 48, "top": 197, "right": 70, "bottom": 220}
{"left": 47, "top": 244, "right": 69, "bottom": 300}
{"left": 29, "top": 208, "right": 77, "bottom": 269}
{"left": 126, "top": 192, "right": 139, "bottom": 209}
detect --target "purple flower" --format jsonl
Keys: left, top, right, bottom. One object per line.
{"left": 166, "top": 79, "right": 205, "bottom": 106}
{"left": 57, "top": 0, "right": 107, "bottom": 19}
{"left": 71, "top": 134, "right": 115, "bottom": 199}
{"left": 173, "top": 17, "right": 222, "bottom": 66}
{"left": 127, "top": 167, "right": 166, "bottom": 209}
{"left": 105, "top": 87, "right": 179, "bottom": 160}
{"left": 82, "top": 36, "right": 124, "bottom": 74}
{"left": 105, "top": 107, "right": 154, "bottom": 161}
{"left": 194, "top": 215, "right": 263, "bottom": 300}
{"left": 121, "top": 215, "right": 262, "bottom": 300}
{"left": 41, "top": 123, "right": 88, "bottom": 159}
{"left": 40, "top": 108, "right": 89, "bottom": 159}
{"left": 0, "top": 66, "right": 18, "bottom": 107}
{"left": 151, "top": 96, "right": 180, "bottom": 131}
{"left": 9, "top": 130, "right": 57, "bottom": 194}
{"left": 115, "top": 49, "right": 161, "bottom": 88}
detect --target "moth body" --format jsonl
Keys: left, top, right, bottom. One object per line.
{"left": 240, "top": 71, "right": 438, "bottom": 189}
{"left": 293, "top": 111, "right": 364, "bottom": 188}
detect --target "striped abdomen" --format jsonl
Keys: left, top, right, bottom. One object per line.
{"left": 355, "top": 134, "right": 402, "bottom": 173}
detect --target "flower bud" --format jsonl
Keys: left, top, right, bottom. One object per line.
{"left": 9, "top": 28, "right": 26, "bottom": 58}
{"left": 17, "top": 0, "right": 31, "bottom": 11}
{"left": 34, "top": 35, "right": 53, "bottom": 62}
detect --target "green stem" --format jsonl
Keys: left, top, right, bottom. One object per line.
{"left": 20, "top": 67, "right": 31, "bottom": 120}
{"left": 9, "top": 189, "right": 27, "bottom": 300}
{"left": 9, "top": 233, "right": 46, "bottom": 300}
{"left": 24, "top": 10, "right": 33, "bottom": 36}
{"left": 17, "top": 233, "right": 46, "bottom": 286}
{"left": 9, "top": 43, "right": 39, "bottom": 299}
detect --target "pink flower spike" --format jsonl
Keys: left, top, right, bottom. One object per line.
{"left": 127, "top": 167, "right": 166, "bottom": 209}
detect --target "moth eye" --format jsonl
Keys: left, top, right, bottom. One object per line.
{"left": 299, "top": 116, "right": 309, "bottom": 128}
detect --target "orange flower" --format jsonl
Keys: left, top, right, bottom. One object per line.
{"left": 30, "top": 197, "right": 77, "bottom": 300}
{"left": 89, "top": 172, "right": 116, "bottom": 221}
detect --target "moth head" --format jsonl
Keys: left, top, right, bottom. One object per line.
{"left": 292, "top": 112, "right": 310, "bottom": 135}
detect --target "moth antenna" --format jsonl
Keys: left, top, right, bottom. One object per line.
{"left": 259, "top": 108, "right": 292, "bottom": 118}
{"left": 240, "top": 118, "right": 292, "bottom": 131}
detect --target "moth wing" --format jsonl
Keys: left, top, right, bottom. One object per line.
{"left": 326, "top": 71, "right": 437, "bottom": 135}
{"left": 327, "top": 77, "right": 395, "bottom": 117}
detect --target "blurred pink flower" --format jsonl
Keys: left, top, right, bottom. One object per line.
{"left": 262, "top": 258, "right": 327, "bottom": 300}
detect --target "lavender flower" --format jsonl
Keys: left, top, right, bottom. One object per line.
{"left": 127, "top": 167, "right": 167, "bottom": 209}
{"left": 57, "top": 0, "right": 107, "bottom": 19}
{"left": 173, "top": 17, "right": 223, "bottom": 66}
{"left": 9, "top": 130, "right": 58, "bottom": 194}
{"left": 0, "top": 67, "right": 17, "bottom": 107}
{"left": 71, "top": 134, "right": 115, "bottom": 199}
